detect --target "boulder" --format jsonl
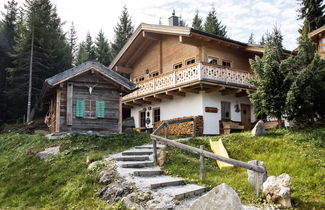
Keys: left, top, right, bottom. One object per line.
{"left": 99, "top": 178, "right": 134, "bottom": 203}
{"left": 158, "top": 151, "right": 168, "bottom": 166}
{"left": 251, "top": 120, "right": 266, "bottom": 136}
{"left": 247, "top": 160, "right": 268, "bottom": 190}
{"left": 262, "top": 173, "right": 292, "bottom": 208}
{"left": 189, "top": 183, "right": 244, "bottom": 210}
{"left": 36, "top": 146, "right": 60, "bottom": 159}
{"left": 87, "top": 160, "right": 106, "bottom": 170}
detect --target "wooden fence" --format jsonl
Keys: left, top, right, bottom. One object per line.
{"left": 150, "top": 116, "right": 266, "bottom": 196}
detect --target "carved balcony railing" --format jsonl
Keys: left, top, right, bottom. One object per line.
{"left": 123, "top": 62, "right": 255, "bottom": 101}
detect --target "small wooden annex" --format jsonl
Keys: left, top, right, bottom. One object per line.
{"left": 40, "top": 61, "right": 136, "bottom": 135}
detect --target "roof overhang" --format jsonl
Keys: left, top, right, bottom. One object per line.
{"left": 308, "top": 25, "right": 325, "bottom": 40}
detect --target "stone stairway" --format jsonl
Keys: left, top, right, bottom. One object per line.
{"left": 109, "top": 144, "right": 207, "bottom": 209}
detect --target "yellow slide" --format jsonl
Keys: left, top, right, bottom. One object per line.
{"left": 209, "top": 139, "right": 234, "bottom": 169}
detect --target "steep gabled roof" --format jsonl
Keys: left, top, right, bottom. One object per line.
{"left": 308, "top": 25, "right": 325, "bottom": 40}
{"left": 109, "top": 23, "right": 295, "bottom": 70}
{"left": 41, "top": 61, "right": 136, "bottom": 99}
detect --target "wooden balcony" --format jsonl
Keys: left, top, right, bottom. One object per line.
{"left": 123, "top": 62, "right": 255, "bottom": 107}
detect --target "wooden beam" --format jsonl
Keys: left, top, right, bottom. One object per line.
{"left": 205, "top": 86, "right": 225, "bottom": 93}
{"left": 236, "top": 90, "right": 248, "bottom": 97}
{"left": 180, "top": 87, "right": 200, "bottom": 94}
{"left": 221, "top": 88, "right": 242, "bottom": 96}
{"left": 143, "top": 96, "right": 162, "bottom": 102}
{"left": 66, "top": 82, "right": 73, "bottom": 126}
{"left": 154, "top": 93, "right": 173, "bottom": 100}
{"left": 116, "top": 66, "right": 132, "bottom": 74}
{"left": 179, "top": 36, "right": 201, "bottom": 46}
{"left": 143, "top": 31, "right": 161, "bottom": 40}
{"left": 166, "top": 90, "right": 186, "bottom": 97}
{"left": 134, "top": 99, "right": 151, "bottom": 104}
{"left": 119, "top": 94, "right": 122, "bottom": 134}
{"left": 55, "top": 88, "right": 61, "bottom": 133}
{"left": 125, "top": 101, "right": 142, "bottom": 106}
{"left": 122, "top": 104, "right": 134, "bottom": 109}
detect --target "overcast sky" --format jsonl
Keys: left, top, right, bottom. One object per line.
{"left": 1, "top": 0, "right": 302, "bottom": 50}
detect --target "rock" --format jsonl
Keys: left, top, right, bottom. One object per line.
{"left": 98, "top": 167, "right": 117, "bottom": 184}
{"left": 247, "top": 160, "right": 268, "bottom": 190}
{"left": 251, "top": 120, "right": 266, "bottom": 136}
{"left": 158, "top": 151, "right": 168, "bottom": 166}
{"left": 122, "top": 197, "right": 145, "bottom": 210}
{"left": 262, "top": 173, "right": 292, "bottom": 208}
{"left": 36, "top": 146, "right": 60, "bottom": 159}
{"left": 87, "top": 160, "right": 106, "bottom": 170}
{"left": 189, "top": 183, "right": 244, "bottom": 210}
{"left": 99, "top": 178, "right": 134, "bottom": 203}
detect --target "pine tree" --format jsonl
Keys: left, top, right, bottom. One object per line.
{"left": 204, "top": 7, "right": 227, "bottom": 37}
{"left": 95, "top": 30, "right": 112, "bottom": 66}
{"left": 285, "top": 32, "right": 325, "bottom": 126}
{"left": 248, "top": 33, "right": 255, "bottom": 44}
{"left": 112, "top": 6, "right": 134, "bottom": 57}
{"left": 68, "top": 22, "right": 77, "bottom": 65}
{"left": 249, "top": 27, "right": 291, "bottom": 123}
{"left": 85, "top": 32, "right": 95, "bottom": 60}
{"left": 298, "top": 0, "right": 325, "bottom": 33}
{"left": 192, "top": 10, "right": 203, "bottom": 31}
{"left": 75, "top": 42, "right": 88, "bottom": 65}
{"left": 0, "top": 0, "right": 18, "bottom": 122}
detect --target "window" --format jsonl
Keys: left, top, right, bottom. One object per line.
{"left": 186, "top": 58, "right": 195, "bottom": 65}
{"left": 139, "top": 111, "right": 146, "bottom": 127}
{"left": 153, "top": 108, "right": 160, "bottom": 123}
{"left": 96, "top": 101, "right": 105, "bottom": 118}
{"left": 322, "top": 38, "right": 325, "bottom": 44}
{"left": 208, "top": 57, "right": 218, "bottom": 64}
{"left": 221, "top": 101, "right": 231, "bottom": 121}
{"left": 222, "top": 60, "right": 231, "bottom": 68}
{"left": 76, "top": 99, "right": 85, "bottom": 117}
{"left": 136, "top": 76, "right": 144, "bottom": 82}
{"left": 174, "top": 62, "right": 183, "bottom": 69}
{"left": 150, "top": 72, "right": 159, "bottom": 78}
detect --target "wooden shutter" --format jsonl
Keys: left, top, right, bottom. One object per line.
{"left": 96, "top": 101, "right": 105, "bottom": 118}
{"left": 76, "top": 99, "right": 85, "bottom": 117}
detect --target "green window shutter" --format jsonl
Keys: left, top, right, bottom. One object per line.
{"left": 96, "top": 101, "right": 105, "bottom": 118}
{"left": 76, "top": 99, "right": 85, "bottom": 117}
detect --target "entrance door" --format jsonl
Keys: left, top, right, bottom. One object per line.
{"left": 240, "top": 104, "right": 251, "bottom": 130}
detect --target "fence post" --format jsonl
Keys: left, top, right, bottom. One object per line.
{"left": 153, "top": 139, "right": 158, "bottom": 165}
{"left": 165, "top": 122, "right": 169, "bottom": 138}
{"left": 200, "top": 145, "right": 204, "bottom": 181}
{"left": 192, "top": 117, "right": 197, "bottom": 137}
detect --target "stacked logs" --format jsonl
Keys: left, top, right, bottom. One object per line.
{"left": 153, "top": 116, "right": 203, "bottom": 135}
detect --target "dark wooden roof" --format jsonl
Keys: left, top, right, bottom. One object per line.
{"left": 41, "top": 61, "right": 136, "bottom": 99}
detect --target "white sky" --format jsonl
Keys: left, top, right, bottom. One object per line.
{"left": 1, "top": 0, "right": 302, "bottom": 50}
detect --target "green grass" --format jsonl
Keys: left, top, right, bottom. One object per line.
{"left": 0, "top": 132, "right": 151, "bottom": 209}
{"left": 162, "top": 128, "right": 325, "bottom": 209}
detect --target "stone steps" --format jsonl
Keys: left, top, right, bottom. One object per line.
{"left": 134, "top": 145, "right": 163, "bottom": 149}
{"left": 121, "top": 161, "right": 154, "bottom": 168}
{"left": 122, "top": 151, "right": 153, "bottom": 156}
{"left": 114, "top": 156, "right": 150, "bottom": 161}
{"left": 153, "top": 184, "right": 207, "bottom": 201}
{"left": 133, "top": 170, "right": 164, "bottom": 176}
{"left": 150, "top": 179, "right": 185, "bottom": 189}
{"left": 174, "top": 186, "right": 207, "bottom": 200}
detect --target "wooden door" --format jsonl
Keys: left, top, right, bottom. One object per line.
{"left": 240, "top": 104, "right": 251, "bottom": 130}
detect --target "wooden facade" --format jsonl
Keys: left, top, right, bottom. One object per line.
{"left": 309, "top": 25, "right": 325, "bottom": 59}
{"left": 41, "top": 62, "right": 136, "bottom": 135}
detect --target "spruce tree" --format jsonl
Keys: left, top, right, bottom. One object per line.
{"left": 95, "top": 30, "right": 112, "bottom": 66}
{"left": 75, "top": 42, "right": 88, "bottom": 65}
{"left": 249, "top": 27, "right": 291, "bottom": 123}
{"left": 85, "top": 32, "right": 95, "bottom": 60}
{"left": 298, "top": 0, "right": 325, "bottom": 33}
{"left": 112, "top": 6, "right": 134, "bottom": 57}
{"left": 192, "top": 10, "right": 203, "bottom": 31}
{"left": 68, "top": 22, "right": 77, "bottom": 65}
{"left": 248, "top": 33, "right": 255, "bottom": 44}
{"left": 204, "top": 7, "right": 227, "bottom": 37}
{"left": 259, "top": 35, "right": 265, "bottom": 45}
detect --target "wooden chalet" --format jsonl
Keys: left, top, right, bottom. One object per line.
{"left": 309, "top": 25, "right": 325, "bottom": 59}
{"left": 40, "top": 61, "right": 136, "bottom": 135}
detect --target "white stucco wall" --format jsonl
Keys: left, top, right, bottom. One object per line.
{"left": 130, "top": 91, "right": 256, "bottom": 135}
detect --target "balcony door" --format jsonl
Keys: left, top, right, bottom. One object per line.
{"left": 240, "top": 104, "right": 251, "bottom": 130}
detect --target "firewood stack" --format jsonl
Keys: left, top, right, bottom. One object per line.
{"left": 153, "top": 115, "right": 203, "bottom": 135}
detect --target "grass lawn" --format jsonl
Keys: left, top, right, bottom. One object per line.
{"left": 0, "top": 132, "right": 151, "bottom": 209}
{"left": 162, "top": 128, "right": 325, "bottom": 209}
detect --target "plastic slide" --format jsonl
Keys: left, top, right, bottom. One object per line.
{"left": 209, "top": 139, "right": 234, "bottom": 169}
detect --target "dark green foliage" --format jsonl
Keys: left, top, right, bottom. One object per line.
{"left": 68, "top": 22, "right": 77, "bottom": 65}
{"left": 259, "top": 35, "right": 265, "bottom": 45}
{"left": 248, "top": 33, "right": 255, "bottom": 44}
{"left": 95, "top": 30, "right": 112, "bottom": 66}
{"left": 75, "top": 41, "right": 88, "bottom": 65}
{"left": 85, "top": 32, "right": 96, "bottom": 60}
{"left": 0, "top": 132, "right": 150, "bottom": 208}
{"left": 163, "top": 128, "right": 325, "bottom": 208}
{"left": 192, "top": 10, "right": 203, "bottom": 31}
{"left": 298, "top": 0, "right": 325, "bottom": 33}
{"left": 249, "top": 27, "right": 291, "bottom": 121}
{"left": 204, "top": 7, "right": 227, "bottom": 37}
{"left": 112, "top": 6, "right": 134, "bottom": 57}
{"left": 285, "top": 34, "right": 325, "bottom": 126}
